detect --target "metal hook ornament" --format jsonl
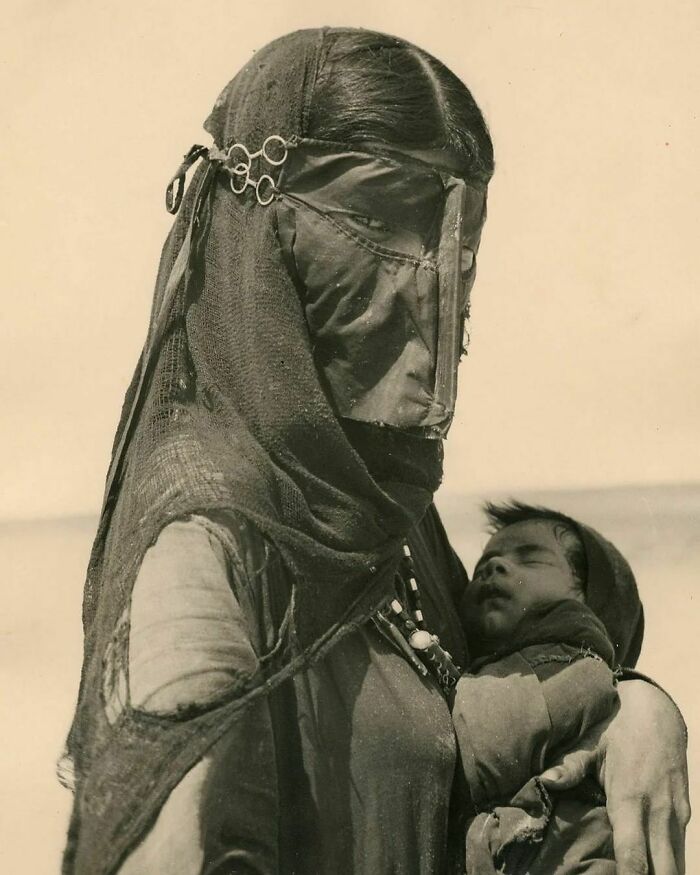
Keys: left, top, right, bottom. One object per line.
{"left": 224, "top": 135, "right": 289, "bottom": 206}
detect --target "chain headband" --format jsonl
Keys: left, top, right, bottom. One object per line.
{"left": 224, "top": 135, "right": 289, "bottom": 205}
{"left": 165, "top": 135, "right": 291, "bottom": 213}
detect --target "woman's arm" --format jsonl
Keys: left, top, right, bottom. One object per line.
{"left": 118, "top": 516, "right": 279, "bottom": 874}
{"left": 540, "top": 679, "right": 690, "bottom": 875}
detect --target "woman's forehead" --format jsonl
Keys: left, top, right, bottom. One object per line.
{"left": 393, "top": 145, "right": 466, "bottom": 175}
{"left": 360, "top": 141, "right": 483, "bottom": 179}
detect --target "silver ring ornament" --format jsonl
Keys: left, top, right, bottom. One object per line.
{"left": 254, "top": 175, "right": 276, "bottom": 206}
{"left": 260, "top": 134, "right": 288, "bottom": 166}
{"left": 224, "top": 135, "right": 289, "bottom": 206}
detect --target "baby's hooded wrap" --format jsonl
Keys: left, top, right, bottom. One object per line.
{"left": 455, "top": 518, "right": 644, "bottom": 874}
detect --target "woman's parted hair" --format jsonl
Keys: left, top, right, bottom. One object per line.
{"left": 307, "top": 30, "right": 494, "bottom": 184}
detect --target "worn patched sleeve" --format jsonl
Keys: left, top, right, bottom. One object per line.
{"left": 119, "top": 516, "right": 279, "bottom": 875}
{"left": 129, "top": 515, "right": 259, "bottom": 712}
{"left": 453, "top": 647, "right": 617, "bottom": 811}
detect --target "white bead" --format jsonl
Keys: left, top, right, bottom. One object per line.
{"left": 409, "top": 630, "right": 433, "bottom": 651}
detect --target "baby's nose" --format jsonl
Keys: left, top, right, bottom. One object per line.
{"left": 484, "top": 555, "right": 509, "bottom": 575}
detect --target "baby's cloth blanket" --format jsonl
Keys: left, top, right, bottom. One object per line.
{"left": 454, "top": 600, "right": 618, "bottom": 873}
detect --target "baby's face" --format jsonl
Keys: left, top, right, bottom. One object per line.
{"left": 461, "top": 520, "right": 584, "bottom": 644}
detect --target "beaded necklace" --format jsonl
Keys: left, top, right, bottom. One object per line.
{"left": 375, "top": 542, "right": 462, "bottom": 696}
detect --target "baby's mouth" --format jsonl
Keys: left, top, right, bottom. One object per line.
{"left": 476, "top": 581, "right": 510, "bottom": 605}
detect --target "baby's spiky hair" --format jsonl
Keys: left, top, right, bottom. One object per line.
{"left": 483, "top": 500, "right": 588, "bottom": 590}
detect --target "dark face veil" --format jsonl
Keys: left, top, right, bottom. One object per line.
{"left": 63, "top": 28, "right": 487, "bottom": 875}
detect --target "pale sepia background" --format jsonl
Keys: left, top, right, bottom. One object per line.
{"left": 2, "top": 1, "right": 698, "bottom": 872}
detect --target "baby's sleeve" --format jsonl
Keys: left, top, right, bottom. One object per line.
{"left": 453, "top": 646, "right": 617, "bottom": 811}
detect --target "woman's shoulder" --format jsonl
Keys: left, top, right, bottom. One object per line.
{"left": 127, "top": 512, "right": 265, "bottom": 713}
{"left": 148, "top": 510, "right": 278, "bottom": 586}
{"left": 129, "top": 511, "right": 288, "bottom": 713}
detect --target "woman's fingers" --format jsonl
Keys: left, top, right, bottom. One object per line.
{"left": 669, "top": 812, "right": 688, "bottom": 874}
{"left": 608, "top": 799, "right": 649, "bottom": 874}
{"left": 538, "top": 680, "right": 690, "bottom": 873}
{"left": 607, "top": 780, "right": 689, "bottom": 874}
{"left": 646, "top": 791, "right": 689, "bottom": 874}
{"left": 672, "top": 787, "right": 692, "bottom": 872}
{"left": 535, "top": 681, "right": 688, "bottom": 872}
{"left": 648, "top": 818, "right": 685, "bottom": 875}
{"left": 538, "top": 716, "right": 604, "bottom": 790}
{"left": 538, "top": 745, "right": 597, "bottom": 791}
{"left": 603, "top": 681, "right": 689, "bottom": 872}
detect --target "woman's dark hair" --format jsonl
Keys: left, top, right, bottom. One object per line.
{"left": 307, "top": 30, "right": 494, "bottom": 184}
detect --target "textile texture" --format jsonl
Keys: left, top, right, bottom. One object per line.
{"left": 274, "top": 141, "right": 485, "bottom": 436}
{"left": 63, "top": 28, "right": 448, "bottom": 875}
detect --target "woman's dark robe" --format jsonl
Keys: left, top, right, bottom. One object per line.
{"left": 116, "top": 504, "right": 470, "bottom": 875}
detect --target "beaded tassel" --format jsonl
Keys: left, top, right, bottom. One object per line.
{"left": 402, "top": 543, "right": 425, "bottom": 628}
{"left": 386, "top": 544, "right": 462, "bottom": 695}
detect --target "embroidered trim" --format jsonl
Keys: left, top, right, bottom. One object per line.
{"left": 526, "top": 645, "right": 607, "bottom": 669}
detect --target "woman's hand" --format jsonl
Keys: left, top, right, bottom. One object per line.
{"left": 539, "top": 679, "right": 690, "bottom": 874}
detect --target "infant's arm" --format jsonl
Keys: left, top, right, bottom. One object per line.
{"left": 452, "top": 645, "right": 617, "bottom": 811}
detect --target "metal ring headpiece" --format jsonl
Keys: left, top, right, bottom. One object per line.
{"left": 225, "top": 135, "right": 289, "bottom": 206}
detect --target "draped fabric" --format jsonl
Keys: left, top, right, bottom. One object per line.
{"left": 63, "top": 29, "right": 450, "bottom": 875}
{"left": 574, "top": 522, "right": 644, "bottom": 667}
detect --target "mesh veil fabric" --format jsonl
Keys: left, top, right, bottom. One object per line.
{"left": 64, "top": 29, "right": 446, "bottom": 875}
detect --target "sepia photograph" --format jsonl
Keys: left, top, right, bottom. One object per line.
{"left": 3, "top": 2, "right": 698, "bottom": 873}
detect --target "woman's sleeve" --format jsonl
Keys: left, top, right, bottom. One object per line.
{"left": 118, "top": 516, "right": 279, "bottom": 875}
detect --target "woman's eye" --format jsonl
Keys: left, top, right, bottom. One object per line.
{"left": 348, "top": 213, "right": 391, "bottom": 233}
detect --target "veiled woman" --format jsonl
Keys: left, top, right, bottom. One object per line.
{"left": 62, "top": 28, "right": 689, "bottom": 875}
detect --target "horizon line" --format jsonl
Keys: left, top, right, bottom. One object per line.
{"left": 2, "top": 478, "right": 699, "bottom": 528}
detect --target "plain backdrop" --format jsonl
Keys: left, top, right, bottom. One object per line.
{"left": 2, "top": 0, "right": 700, "bottom": 520}
{"left": 2, "top": 1, "right": 699, "bottom": 872}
